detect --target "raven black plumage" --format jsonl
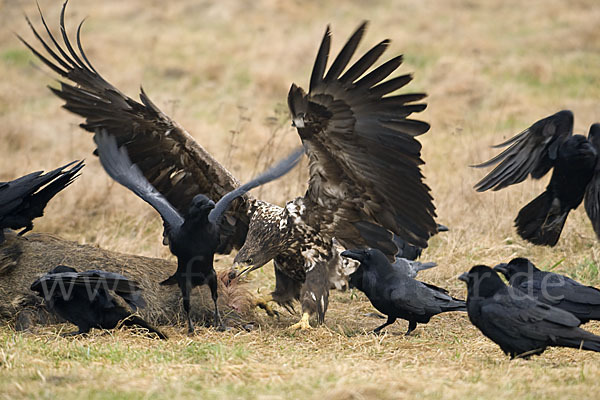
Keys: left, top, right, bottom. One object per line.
{"left": 342, "top": 248, "right": 465, "bottom": 334}
{"left": 31, "top": 265, "right": 166, "bottom": 338}
{"left": 494, "top": 257, "right": 600, "bottom": 324}
{"left": 459, "top": 265, "right": 600, "bottom": 359}
{"left": 94, "top": 131, "right": 302, "bottom": 332}
{"left": 0, "top": 160, "right": 83, "bottom": 244}
{"left": 21, "top": 2, "right": 439, "bottom": 329}
{"left": 473, "top": 110, "right": 600, "bottom": 246}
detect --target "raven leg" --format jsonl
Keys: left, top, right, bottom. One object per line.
{"left": 373, "top": 316, "right": 396, "bottom": 334}
{"left": 405, "top": 319, "right": 417, "bottom": 336}
{"left": 208, "top": 273, "right": 224, "bottom": 331}
{"left": 17, "top": 223, "right": 33, "bottom": 236}
{"left": 180, "top": 281, "right": 194, "bottom": 334}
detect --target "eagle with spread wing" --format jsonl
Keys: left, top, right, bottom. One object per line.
{"left": 21, "top": 1, "right": 438, "bottom": 329}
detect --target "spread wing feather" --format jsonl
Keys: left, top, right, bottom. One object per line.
{"left": 19, "top": 1, "right": 251, "bottom": 252}
{"left": 288, "top": 22, "right": 437, "bottom": 254}
{"left": 94, "top": 130, "right": 185, "bottom": 233}
{"left": 473, "top": 110, "right": 574, "bottom": 192}
{"left": 0, "top": 160, "right": 80, "bottom": 216}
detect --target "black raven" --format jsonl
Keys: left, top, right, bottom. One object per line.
{"left": 459, "top": 265, "right": 600, "bottom": 359}
{"left": 31, "top": 265, "right": 166, "bottom": 339}
{"left": 94, "top": 130, "right": 303, "bottom": 333}
{"left": 473, "top": 110, "right": 600, "bottom": 246}
{"left": 0, "top": 160, "right": 83, "bottom": 244}
{"left": 342, "top": 248, "right": 465, "bottom": 335}
{"left": 494, "top": 257, "right": 600, "bottom": 324}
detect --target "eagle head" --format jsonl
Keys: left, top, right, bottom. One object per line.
{"left": 288, "top": 83, "right": 308, "bottom": 129}
{"left": 233, "top": 203, "right": 289, "bottom": 274}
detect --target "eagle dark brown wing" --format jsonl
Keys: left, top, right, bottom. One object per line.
{"left": 19, "top": 1, "right": 251, "bottom": 252}
{"left": 473, "top": 110, "right": 574, "bottom": 192}
{"left": 287, "top": 22, "right": 437, "bottom": 253}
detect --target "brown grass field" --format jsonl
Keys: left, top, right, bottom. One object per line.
{"left": 2, "top": 0, "right": 600, "bottom": 398}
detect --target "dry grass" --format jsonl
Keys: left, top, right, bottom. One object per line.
{"left": 1, "top": 0, "right": 600, "bottom": 398}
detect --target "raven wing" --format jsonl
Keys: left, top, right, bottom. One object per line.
{"left": 0, "top": 160, "right": 81, "bottom": 217}
{"left": 584, "top": 124, "right": 600, "bottom": 239}
{"left": 31, "top": 269, "right": 146, "bottom": 310}
{"left": 389, "top": 278, "right": 454, "bottom": 315}
{"left": 79, "top": 270, "right": 147, "bottom": 310}
{"left": 19, "top": 1, "right": 251, "bottom": 253}
{"left": 527, "top": 271, "right": 600, "bottom": 306}
{"left": 94, "top": 130, "right": 185, "bottom": 234}
{"left": 287, "top": 22, "right": 436, "bottom": 255}
{"left": 483, "top": 288, "right": 581, "bottom": 341}
{"left": 208, "top": 147, "right": 304, "bottom": 226}
{"left": 473, "top": 110, "right": 574, "bottom": 192}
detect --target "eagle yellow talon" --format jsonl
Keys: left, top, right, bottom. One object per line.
{"left": 255, "top": 294, "right": 279, "bottom": 317}
{"left": 288, "top": 312, "right": 311, "bottom": 330}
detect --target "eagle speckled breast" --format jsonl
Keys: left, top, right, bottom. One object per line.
{"left": 21, "top": 1, "right": 438, "bottom": 329}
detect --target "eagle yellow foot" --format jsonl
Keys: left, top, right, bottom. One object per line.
{"left": 288, "top": 312, "right": 311, "bottom": 331}
{"left": 255, "top": 295, "right": 279, "bottom": 318}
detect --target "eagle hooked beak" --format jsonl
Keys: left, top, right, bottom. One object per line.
{"left": 231, "top": 261, "right": 264, "bottom": 278}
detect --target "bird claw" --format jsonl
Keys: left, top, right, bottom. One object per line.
{"left": 288, "top": 313, "right": 311, "bottom": 331}
{"left": 255, "top": 295, "right": 280, "bottom": 318}
{"left": 258, "top": 302, "right": 280, "bottom": 318}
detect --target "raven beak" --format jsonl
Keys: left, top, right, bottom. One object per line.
{"left": 436, "top": 223, "right": 449, "bottom": 232}
{"left": 493, "top": 263, "right": 508, "bottom": 275}
{"left": 457, "top": 272, "right": 469, "bottom": 283}
{"left": 341, "top": 250, "right": 364, "bottom": 262}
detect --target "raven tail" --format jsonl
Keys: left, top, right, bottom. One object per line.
{"left": 515, "top": 191, "right": 568, "bottom": 246}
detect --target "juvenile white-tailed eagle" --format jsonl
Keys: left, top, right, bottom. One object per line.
{"left": 20, "top": 1, "right": 438, "bottom": 329}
